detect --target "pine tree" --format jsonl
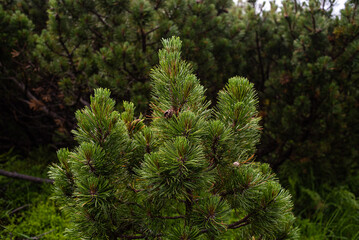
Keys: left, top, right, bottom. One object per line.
{"left": 34, "top": 0, "right": 237, "bottom": 115}
{"left": 229, "top": 0, "right": 359, "bottom": 192}
{"left": 49, "top": 37, "right": 299, "bottom": 239}
{"left": 256, "top": 0, "right": 359, "bottom": 191}
{"left": 0, "top": 0, "right": 240, "bottom": 150}
{"left": 0, "top": 0, "right": 243, "bottom": 151}
{"left": 0, "top": 5, "right": 45, "bottom": 151}
{"left": 1, "top": 0, "right": 48, "bottom": 32}
{"left": 226, "top": 2, "right": 359, "bottom": 233}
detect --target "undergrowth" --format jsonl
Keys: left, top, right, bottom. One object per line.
{"left": 0, "top": 146, "right": 358, "bottom": 239}
{"left": 0, "top": 147, "right": 70, "bottom": 239}
{"left": 280, "top": 161, "right": 359, "bottom": 240}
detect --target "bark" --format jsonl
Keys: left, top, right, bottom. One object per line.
{"left": 0, "top": 169, "right": 53, "bottom": 184}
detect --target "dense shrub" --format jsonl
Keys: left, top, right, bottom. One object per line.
{"left": 49, "top": 37, "right": 299, "bottom": 239}
{"left": 1, "top": 0, "right": 358, "bottom": 238}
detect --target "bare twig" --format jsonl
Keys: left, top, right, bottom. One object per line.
{"left": 227, "top": 213, "right": 252, "bottom": 229}
{"left": 0, "top": 169, "right": 54, "bottom": 184}
{"left": 152, "top": 215, "right": 185, "bottom": 219}
{"left": 80, "top": 97, "right": 90, "bottom": 107}
{"left": 89, "top": 9, "right": 110, "bottom": 28}
{"left": 145, "top": 26, "right": 160, "bottom": 36}
{"left": 200, "top": 213, "right": 252, "bottom": 234}
{"left": 10, "top": 76, "right": 65, "bottom": 122}
{"left": 119, "top": 234, "right": 163, "bottom": 239}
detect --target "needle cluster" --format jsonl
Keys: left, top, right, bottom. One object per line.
{"left": 49, "top": 37, "right": 299, "bottom": 239}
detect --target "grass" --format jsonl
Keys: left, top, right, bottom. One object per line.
{"left": 0, "top": 147, "right": 70, "bottom": 239}
{"left": 1, "top": 146, "right": 359, "bottom": 239}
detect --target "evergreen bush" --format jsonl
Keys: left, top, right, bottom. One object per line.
{"left": 0, "top": 0, "right": 240, "bottom": 150}
{"left": 228, "top": 0, "right": 359, "bottom": 217}
{"left": 49, "top": 37, "right": 299, "bottom": 239}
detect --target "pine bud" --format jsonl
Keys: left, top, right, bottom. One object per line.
{"left": 164, "top": 109, "right": 174, "bottom": 119}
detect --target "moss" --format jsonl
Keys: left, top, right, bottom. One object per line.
{"left": 1, "top": 199, "right": 70, "bottom": 240}
{"left": 0, "top": 147, "right": 70, "bottom": 240}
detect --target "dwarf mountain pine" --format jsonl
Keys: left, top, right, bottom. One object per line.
{"left": 49, "top": 37, "right": 299, "bottom": 239}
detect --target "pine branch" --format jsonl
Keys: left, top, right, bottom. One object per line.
{"left": 227, "top": 213, "right": 252, "bottom": 229}
{"left": 145, "top": 26, "right": 160, "bottom": 36}
{"left": 55, "top": 14, "right": 78, "bottom": 75}
{"left": 185, "top": 189, "right": 194, "bottom": 226}
{"left": 10, "top": 76, "right": 65, "bottom": 123}
{"left": 154, "top": 0, "right": 162, "bottom": 10}
{"left": 119, "top": 234, "right": 163, "bottom": 239}
{"left": 255, "top": 30, "right": 266, "bottom": 92}
{"left": 152, "top": 215, "right": 185, "bottom": 219}
{"left": 119, "top": 235, "right": 145, "bottom": 239}
{"left": 89, "top": 9, "right": 110, "bottom": 28}
{"left": 200, "top": 213, "right": 251, "bottom": 233}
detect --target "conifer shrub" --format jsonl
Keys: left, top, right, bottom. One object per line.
{"left": 49, "top": 37, "right": 299, "bottom": 239}
{"left": 226, "top": 3, "right": 359, "bottom": 225}
{"left": 1, "top": 0, "right": 239, "bottom": 150}
{"left": 0, "top": 5, "right": 41, "bottom": 151}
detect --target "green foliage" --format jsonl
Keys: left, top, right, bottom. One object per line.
{"left": 279, "top": 159, "right": 359, "bottom": 239}
{"left": 49, "top": 37, "right": 298, "bottom": 239}
{"left": 34, "top": 0, "right": 236, "bottom": 112}
{"left": 1, "top": 200, "right": 69, "bottom": 240}
{"left": 228, "top": 2, "right": 359, "bottom": 235}
{"left": 1, "top": 0, "right": 358, "bottom": 238}
{"left": 0, "top": 0, "right": 48, "bottom": 32}
{"left": 237, "top": 0, "right": 359, "bottom": 184}
{"left": 0, "top": 4, "right": 67, "bottom": 151}
{"left": 0, "top": 0, "right": 242, "bottom": 151}
{"left": 296, "top": 187, "right": 359, "bottom": 240}
{"left": 4, "top": 0, "right": 357, "bottom": 197}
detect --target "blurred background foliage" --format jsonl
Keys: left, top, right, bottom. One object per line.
{"left": 0, "top": 0, "right": 358, "bottom": 239}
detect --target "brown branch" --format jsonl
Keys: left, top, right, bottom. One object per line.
{"left": 294, "top": 0, "right": 298, "bottom": 13}
{"left": 89, "top": 9, "right": 110, "bottom": 28}
{"left": 255, "top": 30, "right": 266, "bottom": 92}
{"left": 227, "top": 213, "right": 252, "bottom": 229}
{"left": 229, "top": 221, "right": 250, "bottom": 229}
{"left": 80, "top": 97, "right": 90, "bottom": 107}
{"left": 119, "top": 234, "right": 162, "bottom": 239}
{"left": 154, "top": 0, "right": 162, "bottom": 10}
{"left": 322, "top": 0, "right": 326, "bottom": 10}
{"left": 43, "top": 40, "right": 67, "bottom": 57}
{"left": 200, "top": 213, "right": 251, "bottom": 233}
{"left": 119, "top": 235, "right": 145, "bottom": 239}
{"left": 0, "top": 169, "right": 54, "bottom": 184}
{"left": 285, "top": 16, "right": 296, "bottom": 40}
{"left": 140, "top": 25, "right": 147, "bottom": 53}
{"left": 145, "top": 26, "right": 160, "bottom": 36}
{"left": 152, "top": 215, "right": 184, "bottom": 219}
{"left": 55, "top": 14, "right": 77, "bottom": 75}
{"left": 10, "top": 77, "right": 65, "bottom": 122}
{"left": 185, "top": 189, "right": 193, "bottom": 226}
{"left": 310, "top": 9, "right": 316, "bottom": 33}
{"left": 333, "top": 31, "right": 359, "bottom": 60}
